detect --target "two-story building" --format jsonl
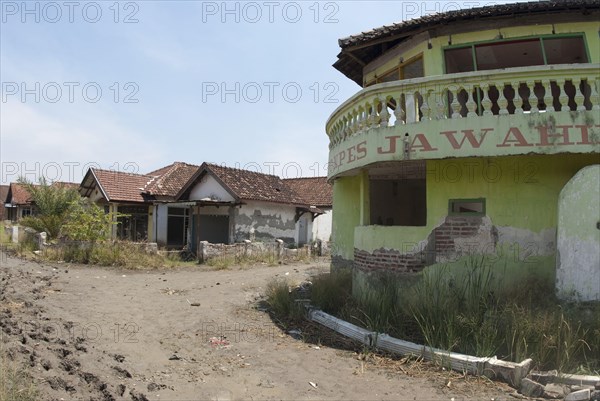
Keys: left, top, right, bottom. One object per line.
{"left": 327, "top": 0, "right": 600, "bottom": 301}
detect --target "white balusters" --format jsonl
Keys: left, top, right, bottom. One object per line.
{"left": 514, "top": 83, "right": 524, "bottom": 114}
{"left": 465, "top": 85, "right": 477, "bottom": 117}
{"left": 497, "top": 83, "right": 509, "bottom": 115}
{"left": 379, "top": 96, "right": 390, "bottom": 127}
{"left": 527, "top": 80, "right": 539, "bottom": 113}
{"left": 394, "top": 95, "right": 405, "bottom": 125}
{"left": 574, "top": 79, "right": 586, "bottom": 112}
{"left": 327, "top": 70, "right": 599, "bottom": 150}
{"left": 589, "top": 78, "right": 600, "bottom": 111}
{"left": 542, "top": 80, "right": 554, "bottom": 112}
{"left": 557, "top": 79, "right": 569, "bottom": 111}
{"left": 420, "top": 90, "right": 431, "bottom": 121}
{"left": 450, "top": 86, "right": 461, "bottom": 119}
{"left": 435, "top": 89, "right": 447, "bottom": 119}
{"left": 481, "top": 84, "right": 492, "bottom": 116}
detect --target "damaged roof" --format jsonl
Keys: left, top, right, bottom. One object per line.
{"left": 187, "top": 163, "right": 308, "bottom": 206}
{"left": 143, "top": 162, "right": 200, "bottom": 198}
{"left": 334, "top": 0, "right": 600, "bottom": 85}
{"left": 81, "top": 169, "right": 155, "bottom": 203}
{"left": 284, "top": 177, "right": 332, "bottom": 208}
{"left": 5, "top": 183, "right": 33, "bottom": 205}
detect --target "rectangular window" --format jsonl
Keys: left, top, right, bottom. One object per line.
{"left": 444, "top": 35, "right": 588, "bottom": 73}
{"left": 369, "top": 169, "right": 426, "bottom": 227}
{"left": 117, "top": 205, "right": 149, "bottom": 241}
{"left": 167, "top": 207, "right": 189, "bottom": 247}
{"left": 476, "top": 39, "right": 544, "bottom": 70}
{"left": 378, "top": 68, "right": 400, "bottom": 83}
{"left": 445, "top": 47, "right": 475, "bottom": 73}
{"left": 401, "top": 56, "right": 424, "bottom": 79}
{"left": 543, "top": 37, "right": 588, "bottom": 64}
{"left": 448, "top": 198, "right": 485, "bottom": 216}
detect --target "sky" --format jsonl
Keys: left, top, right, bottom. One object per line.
{"left": 0, "top": 0, "right": 521, "bottom": 184}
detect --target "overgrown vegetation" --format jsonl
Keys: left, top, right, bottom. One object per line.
{"left": 267, "top": 256, "right": 600, "bottom": 374}
{"left": 205, "top": 247, "right": 315, "bottom": 270}
{"left": 17, "top": 178, "right": 80, "bottom": 240}
{"left": 0, "top": 344, "right": 38, "bottom": 401}
{"left": 42, "top": 241, "right": 173, "bottom": 269}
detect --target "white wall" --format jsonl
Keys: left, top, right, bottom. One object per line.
{"left": 312, "top": 208, "right": 332, "bottom": 242}
{"left": 189, "top": 174, "right": 235, "bottom": 202}
{"left": 154, "top": 204, "right": 169, "bottom": 245}
{"left": 235, "top": 201, "right": 297, "bottom": 243}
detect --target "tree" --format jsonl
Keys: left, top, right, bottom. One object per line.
{"left": 17, "top": 177, "right": 80, "bottom": 239}
{"left": 62, "top": 198, "right": 114, "bottom": 242}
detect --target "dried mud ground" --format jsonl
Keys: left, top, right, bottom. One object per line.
{"left": 1, "top": 252, "right": 516, "bottom": 401}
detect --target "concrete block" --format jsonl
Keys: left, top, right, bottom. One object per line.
{"left": 484, "top": 357, "right": 532, "bottom": 387}
{"left": 555, "top": 374, "right": 600, "bottom": 387}
{"left": 520, "top": 378, "right": 544, "bottom": 398}
{"left": 565, "top": 389, "right": 591, "bottom": 401}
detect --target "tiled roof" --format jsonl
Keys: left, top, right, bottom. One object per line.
{"left": 143, "top": 162, "right": 200, "bottom": 198}
{"left": 334, "top": 0, "right": 600, "bottom": 85}
{"left": 7, "top": 183, "right": 33, "bottom": 205}
{"left": 90, "top": 169, "right": 155, "bottom": 203}
{"left": 202, "top": 163, "right": 307, "bottom": 205}
{"left": 0, "top": 185, "right": 9, "bottom": 204}
{"left": 284, "top": 177, "right": 332, "bottom": 207}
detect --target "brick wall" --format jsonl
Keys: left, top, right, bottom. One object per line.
{"left": 354, "top": 216, "right": 488, "bottom": 273}
{"left": 354, "top": 248, "right": 426, "bottom": 273}
{"left": 433, "top": 216, "right": 483, "bottom": 252}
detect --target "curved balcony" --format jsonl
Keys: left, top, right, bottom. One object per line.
{"left": 326, "top": 64, "right": 600, "bottom": 179}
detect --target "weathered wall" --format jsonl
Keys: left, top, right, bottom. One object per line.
{"left": 334, "top": 154, "right": 599, "bottom": 289}
{"left": 556, "top": 164, "right": 600, "bottom": 301}
{"left": 312, "top": 209, "right": 332, "bottom": 242}
{"left": 189, "top": 174, "right": 235, "bottom": 202}
{"left": 153, "top": 204, "right": 169, "bottom": 245}
{"left": 331, "top": 175, "right": 362, "bottom": 268}
{"left": 234, "top": 201, "right": 297, "bottom": 243}
{"left": 364, "top": 21, "right": 600, "bottom": 83}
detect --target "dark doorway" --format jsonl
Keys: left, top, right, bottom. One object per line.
{"left": 198, "top": 214, "right": 229, "bottom": 244}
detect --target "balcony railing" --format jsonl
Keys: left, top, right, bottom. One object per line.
{"left": 327, "top": 64, "right": 600, "bottom": 149}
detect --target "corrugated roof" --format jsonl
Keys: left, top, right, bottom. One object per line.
{"left": 284, "top": 177, "right": 332, "bottom": 207}
{"left": 333, "top": 0, "right": 600, "bottom": 85}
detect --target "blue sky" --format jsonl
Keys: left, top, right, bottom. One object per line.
{"left": 0, "top": 0, "right": 518, "bottom": 184}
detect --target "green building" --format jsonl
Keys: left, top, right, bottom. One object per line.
{"left": 326, "top": 0, "right": 600, "bottom": 301}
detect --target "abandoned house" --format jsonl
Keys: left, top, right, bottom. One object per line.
{"left": 0, "top": 185, "right": 8, "bottom": 221}
{"left": 79, "top": 162, "right": 333, "bottom": 251}
{"left": 326, "top": 0, "right": 600, "bottom": 301}
{"left": 80, "top": 168, "right": 157, "bottom": 242}
{"left": 4, "top": 183, "right": 34, "bottom": 222}
{"left": 4, "top": 181, "right": 79, "bottom": 223}
{"left": 177, "top": 163, "right": 332, "bottom": 252}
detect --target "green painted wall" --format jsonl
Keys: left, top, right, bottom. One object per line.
{"left": 353, "top": 153, "right": 599, "bottom": 254}
{"left": 331, "top": 174, "right": 362, "bottom": 261}
{"left": 365, "top": 21, "right": 600, "bottom": 82}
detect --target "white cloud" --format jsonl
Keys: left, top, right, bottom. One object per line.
{"left": 0, "top": 102, "right": 164, "bottom": 184}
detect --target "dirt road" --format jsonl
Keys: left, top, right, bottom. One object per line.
{"left": 0, "top": 253, "right": 514, "bottom": 400}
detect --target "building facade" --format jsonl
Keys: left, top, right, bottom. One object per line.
{"left": 326, "top": 1, "right": 600, "bottom": 301}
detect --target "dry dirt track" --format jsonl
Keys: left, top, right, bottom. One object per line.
{"left": 1, "top": 252, "right": 515, "bottom": 401}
